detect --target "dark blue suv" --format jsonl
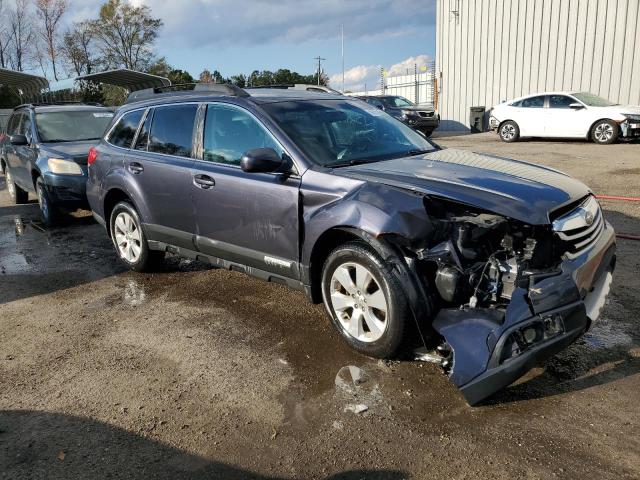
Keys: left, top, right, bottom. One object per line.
{"left": 88, "top": 84, "right": 616, "bottom": 405}
{"left": 0, "top": 103, "right": 114, "bottom": 225}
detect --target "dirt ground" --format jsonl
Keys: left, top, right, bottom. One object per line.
{"left": 1, "top": 132, "right": 639, "bottom": 479}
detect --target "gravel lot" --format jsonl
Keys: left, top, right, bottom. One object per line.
{"left": 1, "top": 132, "right": 639, "bottom": 479}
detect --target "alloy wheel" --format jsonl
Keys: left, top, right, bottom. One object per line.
{"left": 501, "top": 124, "right": 516, "bottom": 140}
{"left": 329, "top": 262, "right": 388, "bottom": 343}
{"left": 37, "top": 184, "right": 49, "bottom": 218}
{"left": 594, "top": 123, "right": 614, "bottom": 143}
{"left": 6, "top": 170, "right": 15, "bottom": 200}
{"left": 114, "top": 211, "right": 142, "bottom": 263}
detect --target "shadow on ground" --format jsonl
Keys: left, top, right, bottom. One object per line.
{"left": 0, "top": 410, "right": 406, "bottom": 480}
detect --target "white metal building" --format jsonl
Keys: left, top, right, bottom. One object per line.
{"left": 436, "top": 0, "right": 640, "bottom": 131}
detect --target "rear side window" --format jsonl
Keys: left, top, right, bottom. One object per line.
{"left": 203, "top": 104, "right": 283, "bottom": 166}
{"left": 518, "top": 96, "right": 546, "bottom": 108}
{"left": 148, "top": 104, "right": 198, "bottom": 157}
{"left": 134, "top": 109, "right": 153, "bottom": 151}
{"left": 108, "top": 110, "right": 144, "bottom": 148}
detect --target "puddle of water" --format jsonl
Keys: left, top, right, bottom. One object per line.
{"left": 584, "top": 322, "right": 634, "bottom": 349}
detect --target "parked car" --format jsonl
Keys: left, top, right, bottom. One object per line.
{"left": 0, "top": 102, "right": 114, "bottom": 225}
{"left": 88, "top": 84, "right": 615, "bottom": 405}
{"left": 356, "top": 95, "right": 439, "bottom": 136}
{"left": 489, "top": 91, "right": 640, "bottom": 144}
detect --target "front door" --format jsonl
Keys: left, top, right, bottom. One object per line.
{"left": 190, "top": 102, "right": 301, "bottom": 279}
{"left": 544, "top": 94, "right": 590, "bottom": 137}
{"left": 124, "top": 104, "right": 199, "bottom": 250}
{"left": 6, "top": 112, "right": 35, "bottom": 190}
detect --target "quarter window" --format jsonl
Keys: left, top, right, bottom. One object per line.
{"left": 549, "top": 95, "right": 575, "bottom": 109}
{"left": 148, "top": 104, "right": 198, "bottom": 157}
{"left": 134, "top": 109, "right": 153, "bottom": 151}
{"left": 108, "top": 110, "right": 144, "bottom": 148}
{"left": 203, "top": 104, "right": 283, "bottom": 166}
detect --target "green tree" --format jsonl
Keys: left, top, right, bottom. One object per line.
{"left": 92, "top": 0, "right": 162, "bottom": 71}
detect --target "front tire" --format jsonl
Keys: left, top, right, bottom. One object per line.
{"left": 110, "top": 201, "right": 164, "bottom": 272}
{"left": 499, "top": 121, "right": 520, "bottom": 142}
{"left": 321, "top": 241, "right": 409, "bottom": 358}
{"left": 591, "top": 119, "right": 618, "bottom": 144}
{"left": 36, "top": 177, "right": 59, "bottom": 227}
{"left": 5, "top": 168, "right": 28, "bottom": 204}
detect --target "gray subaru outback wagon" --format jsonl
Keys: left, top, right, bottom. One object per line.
{"left": 87, "top": 84, "right": 616, "bottom": 404}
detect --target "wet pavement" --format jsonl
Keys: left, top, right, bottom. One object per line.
{"left": 1, "top": 135, "right": 640, "bottom": 479}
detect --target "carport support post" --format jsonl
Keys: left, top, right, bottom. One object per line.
{"left": 415, "top": 63, "right": 418, "bottom": 104}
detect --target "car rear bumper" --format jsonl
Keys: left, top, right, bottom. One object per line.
{"left": 433, "top": 221, "right": 616, "bottom": 405}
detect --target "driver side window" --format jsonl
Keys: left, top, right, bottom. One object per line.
{"left": 203, "top": 104, "right": 284, "bottom": 166}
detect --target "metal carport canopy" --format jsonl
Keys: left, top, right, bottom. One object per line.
{"left": 0, "top": 68, "right": 49, "bottom": 94}
{"left": 76, "top": 69, "right": 170, "bottom": 91}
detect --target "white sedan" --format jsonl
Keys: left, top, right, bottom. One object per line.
{"left": 489, "top": 92, "right": 640, "bottom": 144}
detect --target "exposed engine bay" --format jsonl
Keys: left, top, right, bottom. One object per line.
{"left": 401, "top": 196, "right": 615, "bottom": 405}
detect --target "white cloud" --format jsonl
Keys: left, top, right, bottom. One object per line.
{"left": 330, "top": 54, "right": 432, "bottom": 92}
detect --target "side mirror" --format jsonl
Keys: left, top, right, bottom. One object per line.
{"left": 240, "top": 148, "right": 284, "bottom": 173}
{"left": 10, "top": 134, "right": 28, "bottom": 146}
{"left": 569, "top": 103, "right": 584, "bottom": 110}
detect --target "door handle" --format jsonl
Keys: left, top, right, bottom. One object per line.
{"left": 128, "top": 162, "right": 144, "bottom": 174}
{"left": 193, "top": 174, "right": 215, "bottom": 189}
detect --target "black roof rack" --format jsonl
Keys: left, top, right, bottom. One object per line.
{"left": 13, "top": 101, "right": 105, "bottom": 110}
{"left": 125, "top": 83, "right": 250, "bottom": 104}
{"left": 248, "top": 84, "right": 295, "bottom": 89}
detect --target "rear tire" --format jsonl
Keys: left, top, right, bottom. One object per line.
{"left": 591, "top": 119, "right": 618, "bottom": 144}
{"left": 499, "top": 121, "right": 520, "bottom": 142}
{"left": 321, "top": 241, "right": 410, "bottom": 358}
{"left": 36, "top": 177, "right": 59, "bottom": 227}
{"left": 5, "top": 168, "right": 28, "bottom": 204}
{"left": 109, "top": 201, "right": 164, "bottom": 272}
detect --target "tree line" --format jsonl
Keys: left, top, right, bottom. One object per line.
{"left": 0, "top": 0, "right": 328, "bottom": 106}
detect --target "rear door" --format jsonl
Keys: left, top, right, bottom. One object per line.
{"left": 124, "top": 103, "right": 199, "bottom": 250}
{"left": 512, "top": 95, "right": 547, "bottom": 136}
{"left": 190, "top": 102, "right": 301, "bottom": 279}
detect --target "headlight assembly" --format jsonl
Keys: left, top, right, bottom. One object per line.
{"left": 623, "top": 113, "right": 640, "bottom": 122}
{"left": 48, "top": 158, "right": 83, "bottom": 175}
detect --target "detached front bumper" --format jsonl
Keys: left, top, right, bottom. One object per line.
{"left": 433, "top": 221, "right": 616, "bottom": 405}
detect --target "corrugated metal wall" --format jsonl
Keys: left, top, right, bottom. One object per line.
{"left": 436, "top": 0, "right": 640, "bottom": 131}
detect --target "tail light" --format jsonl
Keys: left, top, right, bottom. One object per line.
{"left": 87, "top": 147, "right": 98, "bottom": 166}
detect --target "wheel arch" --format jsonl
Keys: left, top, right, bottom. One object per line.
{"left": 307, "top": 226, "right": 371, "bottom": 303}
{"left": 103, "top": 188, "right": 134, "bottom": 236}
{"left": 31, "top": 168, "right": 41, "bottom": 190}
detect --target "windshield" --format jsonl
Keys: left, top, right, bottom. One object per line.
{"left": 262, "top": 99, "right": 437, "bottom": 167}
{"left": 380, "top": 96, "right": 414, "bottom": 108}
{"left": 572, "top": 92, "right": 617, "bottom": 107}
{"left": 35, "top": 110, "right": 114, "bottom": 142}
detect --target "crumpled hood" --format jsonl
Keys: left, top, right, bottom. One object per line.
{"left": 335, "top": 148, "right": 591, "bottom": 225}
{"left": 40, "top": 140, "right": 96, "bottom": 162}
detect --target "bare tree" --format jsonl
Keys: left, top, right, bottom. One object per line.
{"left": 61, "top": 20, "right": 95, "bottom": 76}
{"left": 91, "top": 0, "right": 162, "bottom": 71}
{"left": 0, "top": 0, "right": 11, "bottom": 68}
{"left": 35, "top": 0, "right": 66, "bottom": 81}
{"left": 8, "top": 0, "right": 33, "bottom": 71}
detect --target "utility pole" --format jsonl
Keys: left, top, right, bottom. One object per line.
{"left": 314, "top": 56, "right": 326, "bottom": 85}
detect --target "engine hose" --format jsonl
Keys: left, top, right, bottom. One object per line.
{"left": 596, "top": 195, "right": 640, "bottom": 202}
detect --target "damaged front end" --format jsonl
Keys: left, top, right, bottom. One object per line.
{"left": 411, "top": 195, "right": 616, "bottom": 405}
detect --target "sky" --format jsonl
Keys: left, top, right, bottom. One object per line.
{"left": 57, "top": 0, "right": 437, "bottom": 92}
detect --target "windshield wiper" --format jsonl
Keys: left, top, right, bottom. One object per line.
{"left": 405, "top": 149, "right": 432, "bottom": 156}
{"left": 328, "top": 158, "right": 380, "bottom": 168}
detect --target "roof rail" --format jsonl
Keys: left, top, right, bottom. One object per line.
{"left": 248, "top": 84, "right": 295, "bottom": 90}
{"left": 125, "top": 83, "right": 250, "bottom": 104}
{"left": 13, "top": 101, "right": 105, "bottom": 110}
